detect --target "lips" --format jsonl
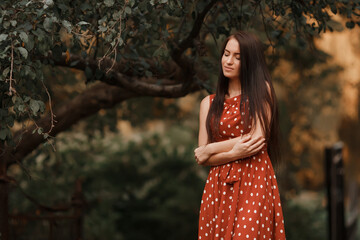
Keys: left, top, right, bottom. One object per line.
{"left": 223, "top": 66, "right": 234, "bottom": 71}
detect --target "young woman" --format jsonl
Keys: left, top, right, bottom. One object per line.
{"left": 194, "top": 31, "right": 286, "bottom": 239}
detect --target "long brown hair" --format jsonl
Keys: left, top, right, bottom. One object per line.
{"left": 205, "top": 31, "right": 281, "bottom": 165}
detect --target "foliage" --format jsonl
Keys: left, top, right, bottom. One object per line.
{"left": 1, "top": 0, "right": 360, "bottom": 146}
{"left": 9, "top": 124, "right": 205, "bottom": 240}
{"left": 9, "top": 122, "right": 336, "bottom": 239}
{"left": 283, "top": 192, "right": 328, "bottom": 240}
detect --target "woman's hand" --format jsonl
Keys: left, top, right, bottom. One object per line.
{"left": 194, "top": 145, "right": 212, "bottom": 165}
{"left": 230, "top": 135, "right": 266, "bottom": 159}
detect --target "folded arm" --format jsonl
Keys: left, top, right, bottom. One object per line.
{"left": 195, "top": 94, "right": 269, "bottom": 166}
{"left": 201, "top": 119, "right": 265, "bottom": 166}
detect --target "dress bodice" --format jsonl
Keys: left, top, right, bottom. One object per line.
{"left": 209, "top": 94, "right": 252, "bottom": 142}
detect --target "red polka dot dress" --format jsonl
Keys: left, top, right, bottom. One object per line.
{"left": 198, "top": 94, "right": 286, "bottom": 240}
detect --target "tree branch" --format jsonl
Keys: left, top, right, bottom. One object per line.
{"left": 170, "top": 0, "right": 218, "bottom": 75}
{"left": 6, "top": 83, "right": 136, "bottom": 166}
{"left": 6, "top": 71, "right": 202, "bottom": 166}
{"left": 51, "top": 52, "right": 204, "bottom": 95}
{"left": 171, "top": 0, "right": 218, "bottom": 59}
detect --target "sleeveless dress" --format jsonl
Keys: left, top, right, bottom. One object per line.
{"left": 198, "top": 94, "right": 286, "bottom": 240}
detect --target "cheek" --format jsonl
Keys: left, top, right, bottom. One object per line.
{"left": 221, "top": 56, "right": 226, "bottom": 66}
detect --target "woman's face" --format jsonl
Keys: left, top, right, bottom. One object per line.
{"left": 221, "top": 37, "right": 241, "bottom": 80}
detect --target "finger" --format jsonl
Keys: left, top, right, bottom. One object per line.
{"left": 248, "top": 140, "right": 264, "bottom": 152}
{"left": 248, "top": 135, "right": 264, "bottom": 145}
{"left": 253, "top": 142, "right": 266, "bottom": 154}
{"left": 243, "top": 142, "right": 265, "bottom": 158}
{"left": 245, "top": 137, "right": 264, "bottom": 151}
{"left": 242, "top": 134, "right": 251, "bottom": 142}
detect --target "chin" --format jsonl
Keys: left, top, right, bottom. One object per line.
{"left": 224, "top": 73, "right": 236, "bottom": 79}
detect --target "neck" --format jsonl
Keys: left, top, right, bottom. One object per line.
{"left": 227, "top": 77, "right": 241, "bottom": 97}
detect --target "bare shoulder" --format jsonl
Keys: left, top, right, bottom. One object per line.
{"left": 200, "top": 95, "right": 211, "bottom": 105}
{"left": 199, "top": 95, "right": 212, "bottom": 113}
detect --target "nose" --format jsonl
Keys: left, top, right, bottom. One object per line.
{"left": 226, "top": 56, "right": 233, "bottom": 65}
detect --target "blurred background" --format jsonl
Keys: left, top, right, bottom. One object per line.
{"left": 1, "top": 0, "right": 360, "bottom": 239}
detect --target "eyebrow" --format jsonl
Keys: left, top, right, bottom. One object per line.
{"left": 224, "top": 49, "right": 240, "bottom": 55}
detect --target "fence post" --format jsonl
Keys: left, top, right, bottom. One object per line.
{"left": 0, "top": 144, "right": 9, "bottom": 240}
{"left": 72, "top": 179, "right": 85, "bottom": 240}
{"left": 325, "top": 142, "right": 346, "bottom": 240}
{"left": 346, "top": 181, "right": 358, "bottom": 240}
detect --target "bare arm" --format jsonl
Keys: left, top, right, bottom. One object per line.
{"left": 197, "top": 81, "right": 273, "bottom": 166}
{"left": 201, "top": 119, "right": 265, "bottom": 166}
{"left": 195, "top": 95, "right": 243, "bottom": 164}
{"left": 196, "top": 95, "right": 243, "bottom": 155}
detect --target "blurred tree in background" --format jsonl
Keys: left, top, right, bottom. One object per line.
{"left": 1, "top": 0, "right": 360, "bottom": 239}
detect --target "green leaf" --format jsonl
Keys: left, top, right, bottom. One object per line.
{"left": 125, "top": 6, "right": 131, "bottom": 14}
{"left": 77, "top": 21, "right": 90, "bottom": 25}
{"left": 23, "top": 96, "right": 31, "bottom": 102}
{"left": 44, "top": 0, "right": 54, "bottom": 6}
{"left": 153, "top": 46, "right": 167, "bottom": 57}
{"left": 30, "top": 99, "right": 40, "bottom": 115}
{"left": 112, "top": 10, "right": 122, "bottom": 20}
{"left": 0, "top": 33, "right": 8, "bottom": 42}
{"left": 43, "top": 17, "right": 53, "bottom": 32}
{"left": 80, "top": 3, "right": 92, "bottom": 11}
{"left": 2, "top": 67, "right": 10, "bottom": 78}
{"left": 25, "top": 35, "right": 34, "bottom": 51}
{"left": 18, "top": 104, "right": 26, "bottom": 112}
{"left": 19, "top": 31, "right": 28, "bottom": 44}
{"left": 10, "top": 20, "right": 17, "bottom": 27}
{"left": 118, "top": 37, "right": 124, "bottom": 46}
{"left": 32, "top": 28, "right": 46, "bottom": 41}
{"left": 99, "top": 25, "right": 108, "bottom": 32}
{"left": 104, "top": 0, "right": 114, "bottom": 7}
{"left": 62, "top": 20, "right": 72, "bottom": 33}
{"left": 0, "top": 128, "right": 9, "bottom": 140}
{"left": 17, "top": 47, "right": 28, "bottom": 59}
{"left": 3, "top": 21, "right": 10, "bottom": 29}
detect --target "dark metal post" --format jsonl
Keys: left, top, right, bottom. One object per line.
{"left": 72, "top": 179, "right": 85, "bottom": 240}
{"left": 325, "top": 142, "right": 346, "bottom": 240}
{"left": 346, "top": 181, "right": 358, "bottom": 240}
{"left": 0, "top": 144, "right": 9, "bottom": 240}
